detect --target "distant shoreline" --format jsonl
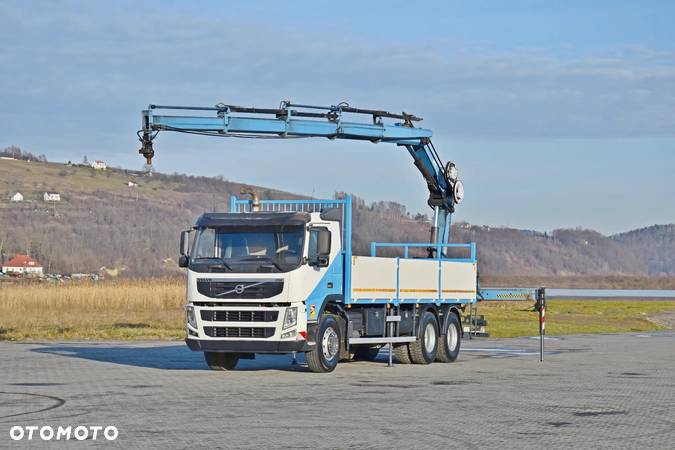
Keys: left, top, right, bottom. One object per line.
{"left": 481, "top": 275, "right": 675, "bottom": 290}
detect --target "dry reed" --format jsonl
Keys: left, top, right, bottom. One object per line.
{"left": 0, "top": 279, "right": 185, "bottom": 340}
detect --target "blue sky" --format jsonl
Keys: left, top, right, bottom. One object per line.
{"left": 1, "top": 0, "right": 674, "bottom": 234}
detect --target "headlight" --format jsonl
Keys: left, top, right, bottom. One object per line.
{"left": 281, "top": 330, "right": 297, "bottom": 339}
{"left": 283, "top": 307, "right": 297, "bottom": 329}
{"left": 186, "top": 306, "right": 197, "bottom": 329}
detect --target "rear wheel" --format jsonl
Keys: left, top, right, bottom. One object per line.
{"left": 393, "top": 344, "right": 413, "bottom": 364}
{"left": 436, "top": 312, "right": 461, "bottom": 362}
{"left": 306, "top": 314, "right": 341, "bottom": 373}
{"left": 352, "top": 345, "right": 381, "bottom": 361}
{"left": 204, "top": 352, "right": 239, "bottom": 370}
{"left": 409, "top": 311, "right": 439, "bottom": 364}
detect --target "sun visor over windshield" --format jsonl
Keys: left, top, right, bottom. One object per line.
{"left": 195, "top": 212, "right": 311, "bottom": 228}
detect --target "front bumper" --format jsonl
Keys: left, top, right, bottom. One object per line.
{"left": 185, "top": 337, "right": 311, "bottom": 353}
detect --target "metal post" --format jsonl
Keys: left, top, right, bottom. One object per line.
{"left": 388, "top": 338, "right": 394, "bottom": 367}
{"left": 468, "top": 304, "right": 473, "bottom": 340}
{"left": 344, "top": 195, "right": 353, "bottom": 306}
{"left": 429, "top": 206, "right": 440, "bottom": 257}
{"left": 387, "top": 306, "right": 394, "bottom": 367}
{"left": 538, "top": 287, "right": 546, "bottom": 362}
{"left": 430, "top": 206, "right": 440, "bottom": 241}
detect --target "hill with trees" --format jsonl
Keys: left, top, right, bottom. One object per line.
{"left": 1, "top": 154, "right": 673, "bottom": 278}
{"left": 612, "top": 225, "right": 675, "bottom": 276}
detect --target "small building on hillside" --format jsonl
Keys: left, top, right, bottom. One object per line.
{"left": 43, "top": 192, "right": 61, "bottom": 202}
{"left": 10, "top": 192, "right": 23, "bottom": 202}
{"left": 1, "top": 254, "right": 43, "bottom": 276}
{"left": 91, "top": 160, "right": 107, "bottom": 170}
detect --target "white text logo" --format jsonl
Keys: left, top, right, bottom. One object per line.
{"left": 9, "top": 425, "right": 118, "bottom": 441}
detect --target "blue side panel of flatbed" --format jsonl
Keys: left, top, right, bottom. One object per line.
{"left": 350, "top": 298, "right": 477, "bottom": 305}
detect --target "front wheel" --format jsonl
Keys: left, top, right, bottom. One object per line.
{"left": 204, "top": 352, "right": 239, "bottom": 370}
{"left": 436, "top": 312, "right": 461, "bottom": 362}
{"left": 306, "top": 314, "right": 341, "bottom": 373}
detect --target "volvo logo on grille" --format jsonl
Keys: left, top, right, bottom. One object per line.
{"left": 216, "top": 281, "right": 266, "bottom": 297}
{"left": 197, "top": 279, "right": 284, "bottom": 299}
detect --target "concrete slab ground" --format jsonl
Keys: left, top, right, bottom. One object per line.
{"left": 1, "top": 332, "right": 674, "bottom": 449}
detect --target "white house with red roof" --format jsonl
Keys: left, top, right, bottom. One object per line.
{"left": 91, "top": 160, "right": 107, "bottom": 170}
{"left": 1, "top": 254, "right": 43, "bottom": 276}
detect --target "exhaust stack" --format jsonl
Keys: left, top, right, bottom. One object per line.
{"left": 240, "top": 188, "right": 261, "bottom": 212}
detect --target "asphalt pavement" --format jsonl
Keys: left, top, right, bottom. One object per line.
{"left": 1, "top": 332, "right": 674, "bottom": 449}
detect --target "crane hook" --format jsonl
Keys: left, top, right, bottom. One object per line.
{"left": 137, "top": 130, "right": 155, "bottom": 166}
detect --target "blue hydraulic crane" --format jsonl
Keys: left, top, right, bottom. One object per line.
{"left": 137, "top": 100, "right": 547, "bottom": 355}
{"left": 138, "top": 101, "right": 465, "bottom": 251}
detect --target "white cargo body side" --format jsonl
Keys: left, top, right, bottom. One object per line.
{"left": 399, "top": 258, "right": 438, "bottom": 300}
{"left": 439, "top": 260, "right": 477, "bottom": 300}
{"left": 351, "top": 256, "right": 398, "bottom": 300}
{"left": 350, "top": 256, "right": 477, "bottom": 302}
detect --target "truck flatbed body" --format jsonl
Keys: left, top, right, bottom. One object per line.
{"left": 350, "top": 255, "right": 477, "bottom": 305}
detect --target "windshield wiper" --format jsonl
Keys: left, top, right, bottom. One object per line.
{"left": 193, "top": 257, "right": 233, "bottom": 271}
{"left": 239, "top": 256, "right": 285, "bottom": 272}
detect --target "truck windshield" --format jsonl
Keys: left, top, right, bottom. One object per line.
{"left": 190, "top": 226, "right": 305, "bottom": 273}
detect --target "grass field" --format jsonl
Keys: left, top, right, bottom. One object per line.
{"left": 1, "top": 279, "right": 674, "bottom": 340}
{"left": 478, "top": 300, "right": 675, "bottom": 338}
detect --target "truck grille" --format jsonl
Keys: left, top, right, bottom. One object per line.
{"left": 197, "top": 279, "right": 283, "bottom": 299}
{"left": 203, "top": 326, "right": 274, "bottom": 338}
{"left": 200, "top": 310, "right": 278, "bottom": 322}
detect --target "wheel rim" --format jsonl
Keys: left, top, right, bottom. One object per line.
{"left": 423, "top": 322, "right": 436, "bottom": 353}
{"left": 447, "top": 322, "right": 458, "bottom": 351}
{"left": 322, "top": 327, "right": 339, "bottom": 360}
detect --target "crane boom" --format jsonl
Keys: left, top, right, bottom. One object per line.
{"left": 138, "top": 101, "right": 463, "bottom": 248}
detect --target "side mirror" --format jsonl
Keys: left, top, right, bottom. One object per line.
{"left": 316, "top": 229, "right": 331, "bottom": 267}
{"left": 308, "top": 228, "right": 331, "bottom": 268}
{"left": 179, "top": 230, "right": 191, "bottom": 267}
{"left": 317, "top": 229, "right": 331, "bottom": 255}
{"left": 180, "top": 230, "right": 190, "bottom": 256}
{"left": 178, "top": 255, "right": 189, "bottom": 268}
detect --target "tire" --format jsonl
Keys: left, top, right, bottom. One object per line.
{"left": 393, "top": 344, "right": 413, "bottom": 364}
{"left": 352, "top": 345, "right": 381, "bottom": 361}
{"left": 408, "top": 311, "right": 439, "bottom": 364}
{"left": 306, "top": 314, "right": 341, "bottom": 373}
{"left": 204, "top": 352, "right": 239, "bottom": 370}
{"left": 436, "top": 312, "right": 461, "bottom": 362}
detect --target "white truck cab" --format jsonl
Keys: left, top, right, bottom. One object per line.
{"left": 183, "top": 210, "right": 342, "bottom": 369}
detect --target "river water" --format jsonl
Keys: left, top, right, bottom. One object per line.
{"left": 547, "top": 288, "right": 675, "bottom": 300}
